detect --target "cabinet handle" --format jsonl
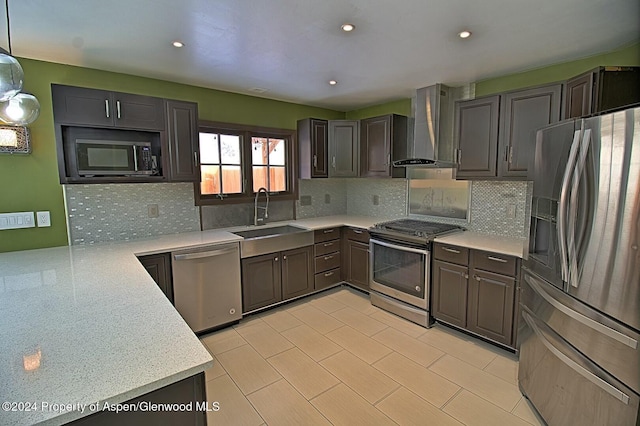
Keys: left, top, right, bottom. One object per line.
{"left": 473, "top": 274, "right": 481, "bottom": 281}
{"left": 324, "top": 271, "right": 334, "bottom": 277}
{"left": 323, "top": 242, "right": 334, "bottom": 247}
{"left": 194, "top": 151, "right": 199, "bottom": 167}
{"left": 274, "top": 257, "right": 279, "bottom": 262}
{"left": 116, "top": 100, "right": 121, "bottom": 119}
{"left": 105, "top": 100, "right": 110, "bottom": 118}
{"left": 504, "top": 146, "right": 509, "bottom": 162}
{"left": 508, "top": 147, "right": 514, "bottom": 164}
{"left": 387, "top": 154, "right": 391, "bottom": 166}
{"left": 457, "top": 149, "right": 462, "bottom": 164}
{"left": 313, "top": 155, "right": 317, "bottom": 168}
{"left": 352, "top": 229, "right": 363, "bottom": 234}
{"left": 442, "top": 247, "right": 461, "bottom": 254}
{"left": 488, "top": 256, "right": 508, "bottom": 263}
{"left": 464, "top": 274, "right": 469, "bottom": 279}
{"left": 332, "top": 156, "right": 336, "bottom": 169}
{"left": 283, "top": 255, "right": 287, "bottom": 260}
{"left": 324, "top": 255, "right": 334, "bottom": 261}
{"left": 323, "top": 229, "right": 334, "bottom": 234}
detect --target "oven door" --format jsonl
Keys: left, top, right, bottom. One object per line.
{"left": 369, "top": 238, "right": 430, "bottom": 309}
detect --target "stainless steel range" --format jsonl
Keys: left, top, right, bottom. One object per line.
{"left": 369, "top": 219, "right": 463, "bottom": 327}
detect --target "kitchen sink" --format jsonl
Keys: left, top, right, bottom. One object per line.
{"left": 232, "top": 225, "right": 314, "bottom": 258}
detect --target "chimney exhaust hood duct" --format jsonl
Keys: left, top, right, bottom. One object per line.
{"left": 393, "top": 83, "right": 474, "bottom": 168}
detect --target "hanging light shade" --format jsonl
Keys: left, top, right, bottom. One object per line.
{"left": 0, "top": 52, "right": 23, "bottom": 101}
{"left": 0, "top": 92, "right": 40, "bottom": 126}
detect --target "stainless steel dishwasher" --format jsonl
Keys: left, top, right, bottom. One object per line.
{"left": 171, "top": 242, "right": 242, "bottom": 333}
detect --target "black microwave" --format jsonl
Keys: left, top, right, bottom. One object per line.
{"left": 75, "top": 139, "right": 154, "bottom": 176}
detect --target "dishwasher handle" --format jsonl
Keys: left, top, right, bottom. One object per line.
{"left": 173, "top": 246, "right": 237, "bottom": 261}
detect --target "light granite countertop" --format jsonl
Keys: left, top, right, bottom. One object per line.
{"left": 0, "top": 215, "right": 525, "bottom": 425}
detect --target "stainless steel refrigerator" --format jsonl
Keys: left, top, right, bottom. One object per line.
{"left": 519, "top": 106, "right": 640, "bottom": 425}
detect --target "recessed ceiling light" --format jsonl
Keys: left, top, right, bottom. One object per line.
{"left": 458, "top": 31, "right": 472, "bottom": 39}
{"left": 329, "top": 80, "right": 338, "bottom": 86}
{"left": 341, "top": 23, "right": 355, "bottom": 32}
{"left": 172, "top": 41, "right": 184, "bottom": 48}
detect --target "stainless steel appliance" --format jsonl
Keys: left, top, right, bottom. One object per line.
{"left": 369, "top": 219, "right": 463, "bottom": 327}
{"left": 171, "top": 243, "right": 243, "bottom": 333}
{"left": 519, "top": 106, "right": 640, "bottom": 425}
{"left": 75, "top": 139, "right": 154, "bottom": 176}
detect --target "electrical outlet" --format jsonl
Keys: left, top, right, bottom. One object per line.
{"left": 147, "top": 204, "right": 159, "bottom": 218}
{"left": 324, "top": 194, "right": 331, "bottom": 204}
{"left": 372, "top": 195, "right": 380, "bottom": 206}
{"left": 36, "top": 211, "right": 51, "bottom": 227}
{"left": 506, "top": 204, "right": 516, "bottom": 219}
{"left": 300, "top": 195, "right": 312, "bottom": 206}
{"left": 0, "top": 212, "right": 35, "bottom": 230}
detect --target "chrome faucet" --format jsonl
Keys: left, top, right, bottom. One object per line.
{"left": 254, "top": 187, "right": 269, "bottom": 226}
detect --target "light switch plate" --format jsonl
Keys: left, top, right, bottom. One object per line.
{"left": 36, "top": 211, "right": 51, "bottom": 227}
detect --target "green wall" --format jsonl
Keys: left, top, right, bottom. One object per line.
{"left": 0, "top": 59, "right": 343, "bottom": 253}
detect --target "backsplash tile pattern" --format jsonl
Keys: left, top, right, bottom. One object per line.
{"left": 65, "top": 183, "right": 200, "bottom": 245}
{"left": 201, "top": 200, "right": 295, "bottom": 230}
{"left": 296, "top": 179, "right": 347, "bottom": 218}
{"left": 346, "top": 179, "right": 408, "bottom": 218}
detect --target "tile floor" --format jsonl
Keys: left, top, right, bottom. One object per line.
{"left": 200, "top": 286, "right": 544, "bottom": 426}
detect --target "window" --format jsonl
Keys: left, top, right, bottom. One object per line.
{"left": 196, "top": 121, "right": 295, "bottom": 205}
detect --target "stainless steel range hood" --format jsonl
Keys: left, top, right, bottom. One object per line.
{"left": 394, "top": 83, "right": 474, "bottom": 168}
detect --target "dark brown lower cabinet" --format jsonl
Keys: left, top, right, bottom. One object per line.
{"left": 242, "top": 246, "right": 313, "bottom": 313}
{"left": 345, "top": 240, "right": 369, "bottom": 291}
{"left": 432, "top": 260, "right": 468, "bottom": 328}
{"left": 68, "top": 373, "right": 206, "bottom": 426}
{"left": 467, "top": 269, "right": 515, "bottom": 345}
{"left": 138, "top": 253, "right": 174, "bottom": 304}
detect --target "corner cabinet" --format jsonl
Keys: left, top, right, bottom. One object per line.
{"left": 137, "top": 253, "right": 174, "bottom": 304}
{"left": 242, "top": 246, "right": 313, "bottom": 313}
{"left": 360, "top": 114, "right": 408, "bottom": 178}
{"left": 298, "top": 118, "right": 329, "bottom": 178}
{"left": 432, "top": 243, "right": 520, "bottom": 348}
{"left": 165, "top": 100, "right": 200, "bottom": 182}
{"left": 328, "top": 120, "right": 360, "bottom": 177}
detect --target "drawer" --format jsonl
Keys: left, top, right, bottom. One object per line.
{"left": 315, "top": 252, "right": 341, "bottom": 273}
{"left": 345, "top": 227, "right": 370, "bottom": 244}
{"left": 471, "top": 249, "right": 517, "bottom": 276}
{"left": 315, "top": 239, "right": 340, "bottom": 256}
{"left": 314, "top": 227, "right": 341, "bottom": 243}
{"left": 433, "top": 243, "right": 469, "bottom": 265}
{"left": 315, "top": 267, "right": 341, "bottom": 290}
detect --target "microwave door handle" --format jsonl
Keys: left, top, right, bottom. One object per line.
{"left": 558, "top": 129, "right": 582, "bottom": 285}
{"left": 133, "top": 146, "right": 138, "bottom": 172}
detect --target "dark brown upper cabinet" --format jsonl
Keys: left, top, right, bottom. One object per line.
{"left": 564, "top": 66, "right": 640, "bottom": 119}
{"left": 165, "top": 100, "right": 200, "bottom": 182}
{"left": 298, "top": 118, "right": 329, "bottom": 178}
{"left": 454, "top": 95, "right": 500, "bottom": 179}
{"left": 498, "top": 84, "right": 562, "bottom": 178}
{"left": 360, "top": 114, "right": 408, "bottom": 178}
{"left": 328, "top": 120, "right": 359, "bottom": 177}
{"left": 52, "top": 84, "right": 165, "bottom": 130}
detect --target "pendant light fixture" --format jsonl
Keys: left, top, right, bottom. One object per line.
{"left": 0, "top": 0, "right": 39, "bottom": 126}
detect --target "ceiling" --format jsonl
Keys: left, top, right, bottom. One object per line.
{"left": 3, "top": 0, "right": 639, "bottom": 111}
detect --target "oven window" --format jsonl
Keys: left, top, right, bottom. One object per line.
{"left": 372, "top": 242, "right": 426, "bottom": 298}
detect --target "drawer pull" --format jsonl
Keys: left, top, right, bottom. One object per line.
{"left": 352, "top": 229, "right": 363, "bottom": 234}
{"left": 442, "top": 247, "right": 461, "bottom": 254}
{"left": 488, "top": 256, "right": 508, "bottom": 263}
{"left": 473, "top": 274, "right": 481, "bottom": 281}
{"left": 323, "top": 229, "right": 335, "bottom": 234}
{"left": 323, "top": 255, "right": 334, "bottom": 261}
{"left": 323, "top": 242, "right": 334, "bottom": 247}
{"left": 324, "top": 272, "right": 334, "bottom": 277}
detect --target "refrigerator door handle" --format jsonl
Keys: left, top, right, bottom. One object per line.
{"left": 522, "top": 311, "right": 631, "bottom": 405}
{"left": 567, "top": 128, "right": 593, "bottom": 288}
{"left": 525, "top": 272, "right": 639, "bottom": 349}
{"left": 558, "top": 129, "right": 583, "bottom": 284}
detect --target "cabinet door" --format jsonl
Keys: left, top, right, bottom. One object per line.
{"left": 329, "top": 120, "right": 359, "bottom": 177}
{"left": 281, "top": 246, "right": 314, "bottom": 300}
{"left": 51, "top": 84, "right": 114, "bottom": 127}
{"left": 298, "top": 118, "right": 328, "bottom": 178}
{"left": 242, "top": 253, "right": 282, "bottom": 312}
{"left": 432, "top": 260, "right": 468, "bottom": 328}
{"left": 498, "top": 84, "right": 562, "bottom": 178}
{"left": 346, "top": 240, "right": 369, "bottom": 291}
{"left": 564, "top": 71, "right": 594, "bottom": 119}
{"left": 467, "top": 269, "right": 515, "bottom": 346}
{"left": 113, "top": 92, "right": 165, "bottom": 130}
{"left": 138, "top": 253, "right": 174, "bottom": 304}
{"left": 455, "top": 95, "right": 500, "bottom": 179}
{"left": 360, "top": 115, "right": 392, "bottom": 177}
{"left": 166, "top": 100, "right": 199, "bottom": 182}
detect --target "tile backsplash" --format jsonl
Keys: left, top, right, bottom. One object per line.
{"left": 65, "top": 183, "right": 200, "bottom": 245}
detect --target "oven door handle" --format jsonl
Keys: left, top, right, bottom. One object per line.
{"left": 370, "top": 238, "right": 429, "bottom": 255}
